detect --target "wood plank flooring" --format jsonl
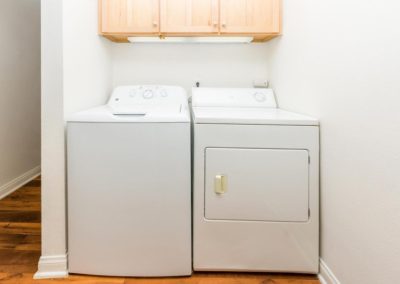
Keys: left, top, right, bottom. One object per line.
{"left": 0, "top": 177, "right": 320, "bottom": 284}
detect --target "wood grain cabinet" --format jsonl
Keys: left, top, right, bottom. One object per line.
{"left": 99, "top": 0, "right": 281, "bottom": 42}
{"left": 160, "top": 0, "right": 219, "bottom": 34}
{"left": 220, "top": 0, "right": 281, "bottom": 34}
{"left": 99, "top": 0, "right": 160, "bottom": 34}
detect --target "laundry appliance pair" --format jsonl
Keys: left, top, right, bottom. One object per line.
{"left": 67, "top": 85, "right": 319, "bottom": 277}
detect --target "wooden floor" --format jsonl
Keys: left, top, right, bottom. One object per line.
{"left": 0, "top": 177, "right": 320, "bottom": 284}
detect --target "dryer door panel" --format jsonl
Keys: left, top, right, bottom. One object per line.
{"left": 205, "top": 148, "right": 309, "bottom": 222}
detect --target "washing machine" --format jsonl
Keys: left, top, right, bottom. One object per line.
{"left": 191, "top": 87, "right": 320, "bottom": 274}
{"left": 67, "top": 85, "right": 191, "bottom": 277}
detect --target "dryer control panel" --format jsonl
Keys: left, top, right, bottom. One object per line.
{"left": 108, "top": 85, "right": 187, "bottom": 115}
{"left": 192, "top": 88, "right": 277, "bottom": 108}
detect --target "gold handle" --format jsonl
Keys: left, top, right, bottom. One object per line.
{"left": 215, "top": 175, "right": 227, "bottom": 194}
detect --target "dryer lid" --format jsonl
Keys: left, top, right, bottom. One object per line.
{"left": 192, "top": 107, "right": 319, "bottom": 125}
{"left": 191, "top": 87, "right": 277, "bottom": 108}
{"left": 191, "top": 87, "right": 318, "bottom": 125}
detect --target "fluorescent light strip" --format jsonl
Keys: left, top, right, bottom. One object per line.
{"left": 127, "top": 36, "right": 254, "bottom": 44}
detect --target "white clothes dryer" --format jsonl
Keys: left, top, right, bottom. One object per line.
{"left": 191, "top": 87, "right": 319, "bottom": 274}
{"left": 67, "top": 85, "right": 191, "bottom": 277}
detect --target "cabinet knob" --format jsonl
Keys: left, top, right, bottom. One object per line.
{"left": 153, "top": 21, "right": 158, "bottom": 27}
{"left": 221, "top": 22, "right": 227, "bottom": 28}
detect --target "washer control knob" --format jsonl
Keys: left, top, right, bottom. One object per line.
{"left": 159, "top": 89, "right": 168, "bottom": 98}
{"left": 129, "top": 89, "right": 136, "bottom": 98}
{"left": 143, "top": 89, "right": 154, "bottom": 99}
{"left": 254, "top": 92, "right": 267, "bottom": 102}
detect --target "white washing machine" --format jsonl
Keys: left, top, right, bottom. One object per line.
{"left": 191, "top": 88, "right": 320, "bottom": 274}
{"left": 67, "top": 85, "right": 191, "bottom": 277}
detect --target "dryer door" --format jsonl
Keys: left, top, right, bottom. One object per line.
{"left": 205, "top": 148, "right": 309, "bottom": 222}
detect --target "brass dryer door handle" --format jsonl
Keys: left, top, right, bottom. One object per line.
{"left": 215, "top": 175, "right": 227, "bottom": 194}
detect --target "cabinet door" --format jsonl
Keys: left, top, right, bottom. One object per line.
{"left": 100, "top": 0, "right": 160, "bottom": 34}
{"left": 220, "top": 0, "right": 280, "bottom": 34}
{"left": 160, "top": 0, "right": 219, "bottom": 33}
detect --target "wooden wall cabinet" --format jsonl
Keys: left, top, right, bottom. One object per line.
{"left": 99, "top": 0, "right": 281, "bottom": 42}
{"left": 160, "top": 0, "right": 219, "bottom": 34}
{"left": 220, "top": 0, "right": 280, "bottom": 34}
{"left": 99, "top": 0, "right": 160, "bottom": 34}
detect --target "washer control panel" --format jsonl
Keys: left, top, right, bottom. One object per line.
{"left": 108, "top": 85, "right": 187, "bottom": 115}
{"left": 192, "top": 88, "right": 277, "bottom": 108}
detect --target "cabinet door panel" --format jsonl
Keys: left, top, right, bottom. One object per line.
{"left": 220, "top": 0, "right": 280, "bottom": 34}
{"left": 161, "top": 0, "right": 219, "bottom": 33}
{"left": 101, "top": 0, "right": 159, "bottom": 34}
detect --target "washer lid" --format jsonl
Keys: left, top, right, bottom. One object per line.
{"left": 108, "top": 85, "right": 187, "bottom": 115}
{"left": 192, "top": 107, "right": 319, "bottom": 125}
{"left": 67, "top": 105, "right": 190, "bottom": 123}
{"left": 67, "top": 85, "right": 190, "bottom": 123}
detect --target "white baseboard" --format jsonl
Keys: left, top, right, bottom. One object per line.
{"left": 0, "top": 166, "right": 41, "bottom": 200}
{"left": 34, "top": 254, "right": 68, "bottom": 279}
{"left": 33, "top": 254, "right": 336, "bottom": 281}
{"left": 319, "top": 258, "right": 341, "bottom": 284}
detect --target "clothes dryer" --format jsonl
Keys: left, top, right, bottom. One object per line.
{"left": 191, "top": 88, "right": 319, "bottom": 273}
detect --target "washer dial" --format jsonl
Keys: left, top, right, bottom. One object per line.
{"left": 143, "top": 89, "right": 154, "bottom": 99}
{"left": 254, "top": 92, "right": 267, "bottom": 102}
{"left": 159, "top": 89, "right": 168, "bottom": 98}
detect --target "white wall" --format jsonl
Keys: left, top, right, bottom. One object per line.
{"left": 112, "top": 43, "right": 270, "bottom": 92}
{"left": 267, "top": 1, "right": 400, "bottom": 283}
{"left": 38, "top": 0, "right": 112, "bottom": 277}
{"left": 0, "top": 0, "right": 41, "bottom": 197}
{"left": 39, "top": 0, "right": 67, "bottom": 275}
{"left": 63, "top": 0, "right": 112, "bottom": 115}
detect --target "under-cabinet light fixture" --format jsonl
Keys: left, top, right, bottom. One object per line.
{"left": 127, "top": 36, "right": 254, "bottom": 44}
